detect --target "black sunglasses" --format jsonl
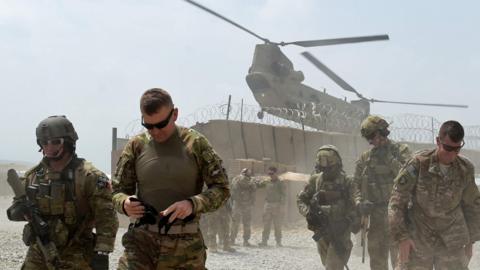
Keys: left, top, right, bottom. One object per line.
{"left": 141, "top": 109, "right": 174, "bottom": 130}
{"left": 440, "top": 140, "right": 465, "bottom": 153}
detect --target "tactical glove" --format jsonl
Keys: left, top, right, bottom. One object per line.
{"left": 90, "top": 252, "right": 109, "bottom": 270}
{"left": 358, "top": 200, "right": 374, "bottom": 215}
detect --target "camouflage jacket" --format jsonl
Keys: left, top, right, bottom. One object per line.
{"left": 297, "top": 172, "right": 359, "bottom": 233}
{"left": 389, "top": 149, "right": 480, "bottom": 249}
{"left": 259, "top": 178, "right": 286, "bottom": 204}
{"left": 23, "top": 156, "right": 118, "bottom": 252}
{"left": 231, "top": 174, "right": 257, "bottom": 205}
{"left": 352, "top": 140, "right": 411, "bottom": 205}
{"left": 112, "top": 126, "right": 230, "bottom": 215}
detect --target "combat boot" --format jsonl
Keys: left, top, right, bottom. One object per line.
{"left": 243, "top": 240, "right": 252, "bottom": 247}
{"left": 276, "top": 241, "right": 283, "bottom": 247}
{"left": 222, "top": 246, "right": 236, "bottom": 252}
{"left": 258, "top": 241, "right": 268, "bottom": 247}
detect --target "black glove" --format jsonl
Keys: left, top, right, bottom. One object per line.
{"left": 358, "top": 200, "right": 374, "bottom": 216}
{"left": 90, "top": 252, "right": 109, "bottom": 270}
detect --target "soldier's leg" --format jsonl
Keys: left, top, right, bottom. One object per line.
{"left": 261, "top": 207, "right": 273, "bottom": 244}
{"left": 367, "top": 208, "right": 389, "bottom": 270}
{"left": 230, "top": 207, "right": 241, "bottom": 244}
{"left": 156, "top": 233, "right": 207, "bottom": 270}
{"left": 117, "top": 228, "right": 159, "bottom": 270}
{"left": 433, "top": 245, "right": 468, "bottom": 270}
{"left": 21, "top": 245, "right": 49, "bottom": 270}
{"left": 315, "top": 239, "right": 329, "bottom": 266}
{"left": 243, "top": 207, "right": 252, "bottom": 242}
{"left": 325, "top": 236, "right": 352, "bottom": 270}
{"left": 272, "top": 206, "right": 282, "bottom": 245}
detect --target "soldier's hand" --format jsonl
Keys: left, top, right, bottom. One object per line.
{"left": 123, "top": 196, "right": 145, "bottom": 218}
{"left": 398, "top": 239, "right": 416, "bottom": 263}
{"left": 161, "top": 200, "right": 193, "bottom": 223}
{"left": 90, "top": 252, "right": 109, "bottom": 270}
{"left": 358, "top": 200, "right": 374, "bottom": 215}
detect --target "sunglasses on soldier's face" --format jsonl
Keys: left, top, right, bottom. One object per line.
{"left": 39, "top": 138, "right": 64, "bottom": 146}
{"left": 440, "top": 140, "right": 464, "bottom": 153}
{"left": 141, "top": 109, "right": 174, "bottom": 130}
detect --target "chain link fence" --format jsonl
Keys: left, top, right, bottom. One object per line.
{"left": 123, "top": 102, "right": 480, "bottom": 150}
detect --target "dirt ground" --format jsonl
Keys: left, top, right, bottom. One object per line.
{"left": 0, "top": 196, "right": 479, "bottom": 270}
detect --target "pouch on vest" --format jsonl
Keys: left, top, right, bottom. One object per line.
{"left": 50, "top": 182, "right": 65, "bottom": 215}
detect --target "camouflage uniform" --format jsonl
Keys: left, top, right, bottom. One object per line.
{"left": 353, "top": 143, "right": 410, "bottom": 270}
{"left": 259, "top": 174, "right": 286, "bottom": 246}
{"left": 20, "top": 157, "right": 118, "bottom": 270}
{"left": 205, "top": 202, "right": 234, "bottom": 252}
{"left": 113, "top": 127, "right": 230, "bottom": 269}
{"left": 7, "top": 115, "right": 118, "bottom": 270}
{"left": 389, "top": 149, "right": 480, "bottom": 270}
{"left": 230, "top": 172, "right": 256, "bottom": 245}
{"left": 298, "top": 145, "right": 359, "bottom": 270}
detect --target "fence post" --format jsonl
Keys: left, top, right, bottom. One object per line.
{"left": 226, "top": 95, "right": 231, "bottom": 120}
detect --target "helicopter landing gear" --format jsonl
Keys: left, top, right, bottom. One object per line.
{"left": 257, "top": 110, "right": 264, "bottom": 120}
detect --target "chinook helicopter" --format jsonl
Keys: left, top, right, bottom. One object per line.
{"left": 184, "top": 0, "right": 467, "bottom": 133}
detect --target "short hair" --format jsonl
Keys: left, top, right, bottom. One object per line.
{"left": 140, "top": 88, "right": 174, "bottom": 115}
{"left": 268, "top": 166, "right": 277, "bottom": 173}
{"left": 438, "top": 120, "right": 464, "bottom": 143}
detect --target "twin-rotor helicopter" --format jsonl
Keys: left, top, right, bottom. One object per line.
{"left": 184, "top": 0, "right": 467, "bottom": 133}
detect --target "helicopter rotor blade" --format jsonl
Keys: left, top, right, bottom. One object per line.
{"left": 283, "top": 34, "right": 389, "bottom": 47}
{"left": 301, "top": 51, "right": 364, "bottom": 99}
{"left": 368, "top": 99, "right": 468, "bottom": 108}
{"left": 184, "top": 0, "right": 269, "bottom": 43}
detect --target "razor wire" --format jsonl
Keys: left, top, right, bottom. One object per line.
{"left": 122, "top": 103, "right": 480, "bottom": 150}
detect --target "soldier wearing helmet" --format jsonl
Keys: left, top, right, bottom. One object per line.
{"left": 230, "top": 168, "right": 257, "bottom": 247}
{"left": 9, "top": 115, "right": 118, "bottom": 270}
{"left": 297, "top": 145, "right": 359, "bottom": 270}
{"left": 352, "top": 115, "right": 411, "bottom": 270}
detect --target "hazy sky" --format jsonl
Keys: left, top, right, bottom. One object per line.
{"left": 1, "top": 0, "right": 479, "bottom": 173}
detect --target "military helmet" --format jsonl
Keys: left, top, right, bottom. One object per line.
{"left": 360, "top": 115, "right": 390, "bottom": 138}
{"left": 36, "top": 115, "right": 78, "bottom": 144}
{"left": 315, "top": 145, "right": 342, "bottom": 168}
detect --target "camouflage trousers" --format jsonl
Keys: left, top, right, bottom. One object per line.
{"left": 368, "top": 206, "right": 398, "bottom": 270}
{"left": 117, "top": 227, "right": 206, "bottom": 270}
{"left": 206, "top": 208, "right": 231, "bottom": 250}
{"left": 230, "top": 203, "right": 252, "bottom": 243}
{"left": 395, "top": 236, "right": 469, "bottom": 270}
{"left": 261, "top": 202, "right": 283, "bottom": 244}
{"left": 316, "top": 232, "right": 352, "bottom": 270}
{"left": 21, "top": 241, "right": 94, "bottom": 270}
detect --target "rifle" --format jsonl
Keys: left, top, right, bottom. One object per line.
{"left": 359, "top": 160, "right": 371, "bottom": 264}
{"left": 6, "top": 169, "right": 59, "bottom": 270}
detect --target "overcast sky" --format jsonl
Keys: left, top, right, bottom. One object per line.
{"left": 1, "top": 0, "right": 479, "bottom": 173}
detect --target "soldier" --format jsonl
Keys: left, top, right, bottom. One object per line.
{"left": 112, "top": 88, "right": 230, "bottom": 269}
{"left": 7, "top": 115, "right": 118, "bottom": 270}
{"left": 297, "top": 145, "right": 360, "bottom": 270}
{"left": 206, "top": 200, "right": 236, "bottom": 252}
{"left": 352, "top": 115, "right": 411, "bottom": 270}
{"left": 259, "top": 166, "right": 286, "bottom": 247}
{"left": 389, "top": 120, "right": 480, "bottom": 270}
{"left": 230, "top": 168, "right": 257, "bottom": 247}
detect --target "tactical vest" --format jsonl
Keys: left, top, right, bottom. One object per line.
{"left": 27, "top": 157, "right": 84, "bottom": 226}
{"left": 313, "top": 173, "right": 351, "bottom": 222}
{"left": 364, "top": 143, "right": 405, "bottom": 204}
{"left": 135, "top": 128, "right": 200, "bottom": 212}
{"left": 232, "top": 175, "right": 255, "bottom": 204}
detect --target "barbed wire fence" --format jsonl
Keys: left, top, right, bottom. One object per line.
{"left": 123, "top": 102, "right": 480, "bottom": 151}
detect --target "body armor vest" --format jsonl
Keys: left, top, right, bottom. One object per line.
{"left": 135, "top": 129, "right": 199, "bottom": 212}
{"left": 29, "top": 157, "right": 83, "bottom": 226}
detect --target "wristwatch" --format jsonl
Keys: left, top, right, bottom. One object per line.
{"left": 95, "top": 251, "right": 110, "bottom": 256}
